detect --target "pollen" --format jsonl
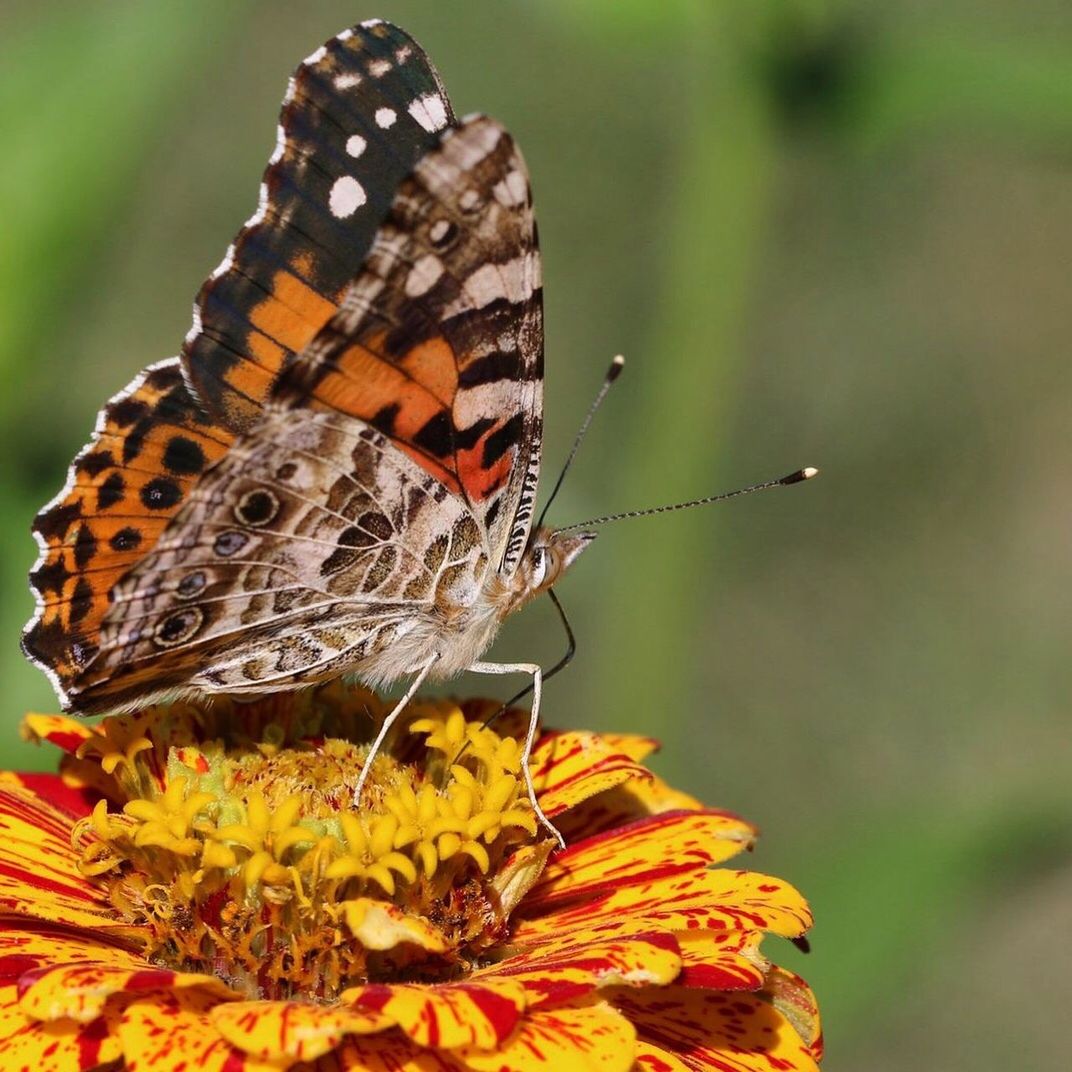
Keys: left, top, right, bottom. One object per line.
{"left": 67, "top": 685, "right": 544, "bottom": 1001}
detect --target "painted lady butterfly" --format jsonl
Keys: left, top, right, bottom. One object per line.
{"left": 24, "top": 20, "right": 815, "bottom": 839}
{"left": 23, "top": 19, "right": 596, "bottom": 840}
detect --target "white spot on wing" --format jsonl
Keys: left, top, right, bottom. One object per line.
{"left": 375, "top": 107, "right": 397, "bottom": 129}
{"left": 442, "top": 121, "right": 502, "bottom": 168}
{"left": 408, "top": 93, "right": 449, "bottom": 133}
{"left": 303, "top": 44, "right": 327, "bottom": 66}
{"left": 368, "top": 58, "right": 392, "bottom": 78}
{"left": 405, "top": 254, "right": 445, "bottom": 298}
{"left": 329, "top": 176, "right": 367, "bottom": 218}
{"left": 493, "top": 170, "right": 528, "bottom": 207}
{"left": 335, "top": 72, "right": 362, "bottom": 90}
{"left": 346, "top": 134, "right": 367, "bottom": 158}
{"left": 445, "top": 254, "right": 539, "bottom": 316}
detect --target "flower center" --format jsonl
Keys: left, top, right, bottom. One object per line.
{"left": 71, "top": 687, "right": 551, "bottom": 1002}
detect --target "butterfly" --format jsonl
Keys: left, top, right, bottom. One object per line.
{"left": 23, "top": 20, "right": 597, "bottom": 842}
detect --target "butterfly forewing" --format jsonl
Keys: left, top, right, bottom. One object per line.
{"left": 184, "top": 20, "right": 456, "bottom": 431}
{"left": 279, "top": 116, "right": 544, "bottom": 574}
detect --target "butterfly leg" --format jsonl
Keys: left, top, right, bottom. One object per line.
{"left": 353, "top": 653, "right": 440, "bottom": 806}
{"left": 466, "top": 661, "right": 564, "bottom": 850}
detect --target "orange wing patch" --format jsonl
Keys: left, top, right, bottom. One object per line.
{"left": 23, "top": 361, "right": 233, "bottom": 699}
{"left": 399, "top": 337, "right": 458, "bottom": 406}
{"left": 196, "top": 259, "right": 343, "bottom": 431}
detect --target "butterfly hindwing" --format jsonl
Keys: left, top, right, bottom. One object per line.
{"left": 184, "top": 19, "right": 456, "bottom": 431}
{"left": 22, "top": 361, "right": 234, "bottom": 696}
{"left": 69, "top": 409, "right": 489, "bottom": 712}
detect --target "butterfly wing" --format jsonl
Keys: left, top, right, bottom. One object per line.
{"left": 278, "top": 116, "right": 544, "bottom": 575}
{"left": 24, "top": 21, "right": 457, "bottom": 707}
{"left": 183, "top": 19, "right": 456, "bottom": 431}
{"left": 68, "top": 410, "right": 487, "bottom": 711}
{"left": 69, "top": 117, "right": 544, "bottom": 713}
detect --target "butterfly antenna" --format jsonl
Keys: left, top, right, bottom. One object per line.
{"left": 535, "top": 355, "right": 625, "bottom": 531}
{"left": 556, "top": 467, "right": 819, "bottom": 532}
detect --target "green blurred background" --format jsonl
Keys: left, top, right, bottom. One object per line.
{"left": 3, "top": 1, "right": 1070, "bottom": 1065}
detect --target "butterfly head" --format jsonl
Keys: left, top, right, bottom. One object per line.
{"left": 500, "top": 527, "right": 595, "bottom": 616}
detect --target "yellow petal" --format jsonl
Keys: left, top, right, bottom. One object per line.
{"left": 482, "top": 774, "right": 518, "bottom": 814}
{"left": 0, "top": 982, "right": 123, "bottom": 1070}
{"left": 269, "top": 796, "right": 303, "bottom": 834}
{"left": 347, "top": 977, "right": 528, "bottom": 1050}
{"left": 242, "top": 850, "right": 275, "bottom": 888}
{"left": 19, "top": 962, "right": 236, "bottom": 1024}
{"left": 212, "top": 999, "right": 388, "bottom": 1062}
{"left": 340, "top": 812, "right": 368, "bottom": 854}
{"left": 459, "top": 1000, "right": 636, "bottom": 1071}
{"left": 369, "top": 814, "right": 399, "bottom": 859}
{"left": 611, "top": 986, "right": 821, "bottom": 1072}
{"left": 19, "top": 714, "right": 94, "bottom": 754}
{"left": 273, "top": 826, "right": 317, "bottom": 857}
{"left": 245, "top": 790, "right": 269, "bottom": 835}
{"left": 340, "top": 899, "right": 449, "bottom": 953}
{"left": 0, "top": 787, "right": 125, "bottom": 933}
{"left": 458, "top": 839, "right": 490, "bottom": 874}
{"left": 364, "top": 863, "right": 397, "bottom": 896}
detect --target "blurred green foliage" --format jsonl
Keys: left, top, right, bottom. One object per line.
{"left": 2, "top": 1, "right": 1070, "bottom": 1065}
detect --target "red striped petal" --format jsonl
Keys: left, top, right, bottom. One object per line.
{"left": 612, "top": 986, "right": 821, "bottom": 1072}
{"left": 211, "top": 999, "right": 389, "bottom": 1063}
{"left": 526, "top": 811, "right": 756, "bottom": 911}
{"left": 0, "top": 787, "right": 123, "bottom": 932}
{"left": 0, "top": 981, "right": 123, "bottom": 1071}
{"left": 530, "top": 731, "right": 653, "bottom": 818}
{"left": 515, "top": 870, "right": 812, "bottom": 944}
{"left": 117, "top": 990, "right": 248, "bottom": 1072}
{"left": 345, "top": 978, "right": 528, "bottom": 1050}
{"left": 19, "top": 962, "right": 236, "bottom": 1024}
{"left": 473, "top": 932, "right": 682, "bottom": 1006}
{"left": 0, "top": 921, "right": 143, "bottom": 983}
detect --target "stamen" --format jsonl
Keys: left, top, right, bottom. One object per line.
{"left": 68, "top": 687, "right": 549, "bottom": 1001}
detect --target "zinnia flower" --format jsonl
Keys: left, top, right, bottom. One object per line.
{"left": 0, "top": 683, "right": 822, "bottom": 1070}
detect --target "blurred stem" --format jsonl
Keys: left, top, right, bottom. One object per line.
{"left": 583, "top": 6, "right": 777, "bottom": 732}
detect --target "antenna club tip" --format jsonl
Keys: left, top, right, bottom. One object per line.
{"left": 607, "top": 355, "right": 625, "bottom": 380}
{"left": 781, "top": 466, "right": 820, "bottom": 485}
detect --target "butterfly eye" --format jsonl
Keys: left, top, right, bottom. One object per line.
{"left": 531, "top": 546, "right": 547, "bottom": 586}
